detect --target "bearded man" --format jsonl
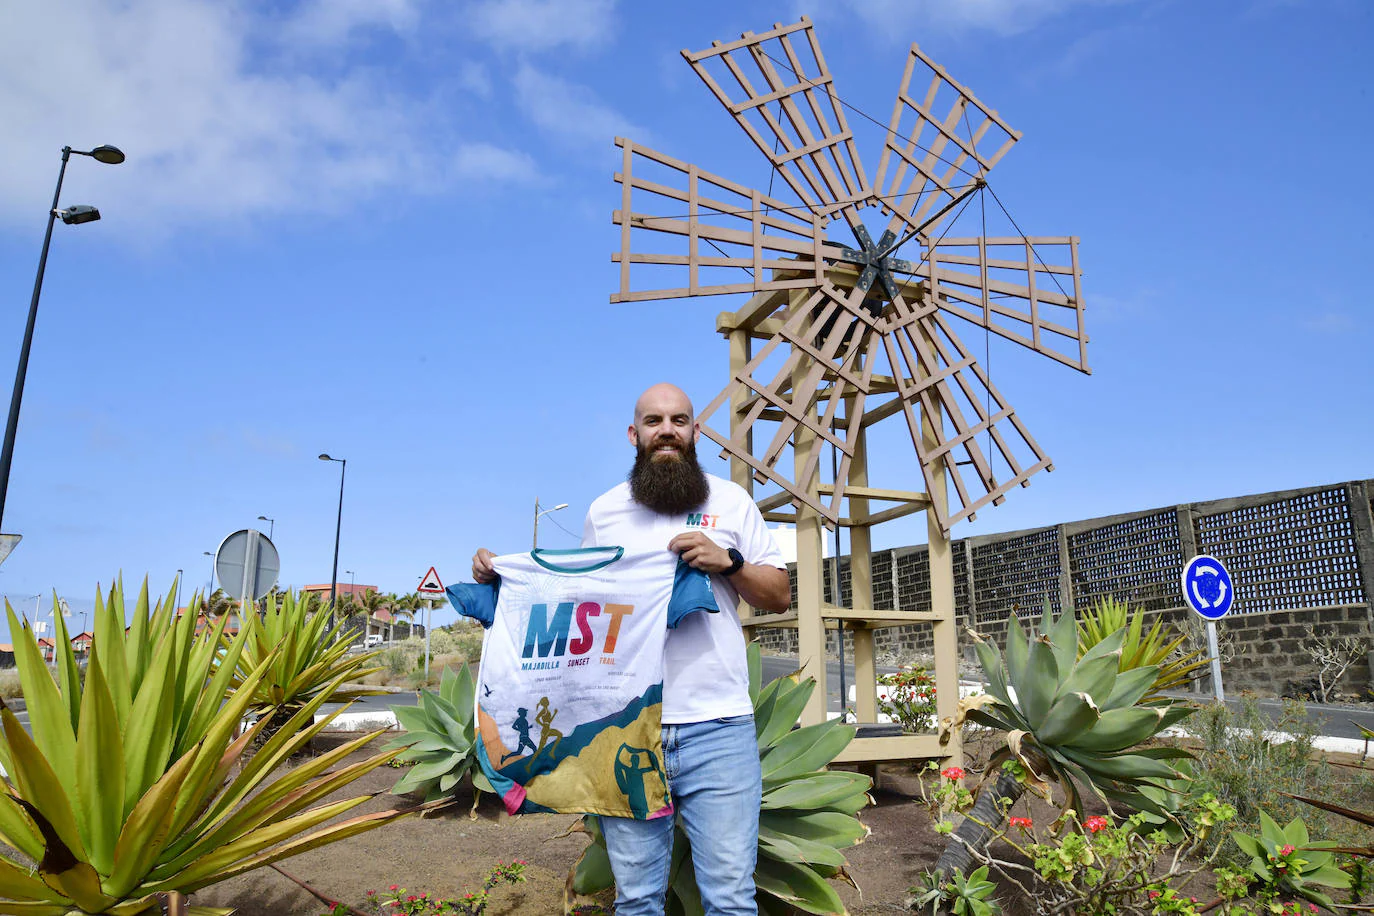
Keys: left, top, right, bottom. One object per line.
{"left": 472, "top": 382, "right": 790, "bottom": 916}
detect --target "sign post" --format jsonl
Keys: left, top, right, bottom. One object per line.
{"left": 417, "top": 567, "right": 445, "bottom": 678}
{"left": 1181, "top": 554, "right": 1235, "bottom": 703}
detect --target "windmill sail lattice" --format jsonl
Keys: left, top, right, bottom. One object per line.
{"left": 612, "top": 16, "right": 1089, "bottom": 532}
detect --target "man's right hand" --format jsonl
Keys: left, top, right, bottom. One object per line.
{"left": 471, "top": 548, "right": 498, "bottom": 583}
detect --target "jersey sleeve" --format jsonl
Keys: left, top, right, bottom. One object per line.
{"left": 666, "top": 559, "right": 720, "bottom": 628}
{"left": 580, "top": 509, "right": 597, "bottom": 548}
{"left": 736, "top": 488, "right": 787, "bottom": 571}
{"left": 447, "top": 581, "right": 499, "bottom": 628}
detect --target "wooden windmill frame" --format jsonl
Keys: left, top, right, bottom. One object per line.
{"left": 612, "top": 18, "right": 1090, "bottom": 767}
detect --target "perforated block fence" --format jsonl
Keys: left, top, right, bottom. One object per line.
{"left": 759, "top": 479, "right": 1374, "bottom": 698}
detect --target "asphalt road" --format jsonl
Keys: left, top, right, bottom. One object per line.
{"left": 328, "top": 655, "right": 1374, "bottom": 744}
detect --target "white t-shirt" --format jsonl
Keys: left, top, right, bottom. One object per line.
{"left": 582, "top": 474, "right": 786, "bottom": 724}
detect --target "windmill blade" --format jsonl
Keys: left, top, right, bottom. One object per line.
{"left": 880, "top": 290, "right": 1054, "bottom": 531}
{"left": 875, "top": 44, "right": 1020, "bottom": 243}
{"left": 611, "top": 138, "right": 827, "bottom": 303}
{"left": 888, "top": 235, "right": 1090, "bottom": 373}
{"left": 695, "top": 282, "right": 885, "bottom": 526}
{"left": 683, "top": 17, "right": 871, "bottom": 228}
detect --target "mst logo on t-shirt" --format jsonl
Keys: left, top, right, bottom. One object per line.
{"left": 684, "top": 512, "right": 725, "bottom": 529}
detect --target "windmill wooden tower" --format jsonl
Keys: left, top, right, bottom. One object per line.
{"left": 612, "top": 17, "right": 1090, "bottom": 767}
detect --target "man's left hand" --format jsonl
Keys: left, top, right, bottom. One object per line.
{"left": 668, "top": 531, "right": 733, "bottom": 574}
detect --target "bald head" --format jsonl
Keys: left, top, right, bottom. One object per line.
{"left": 633, "top": 383, "right": 694, "bottom": 425}
{"left": 628, "top": 383, "right": 699, "bottom": 453}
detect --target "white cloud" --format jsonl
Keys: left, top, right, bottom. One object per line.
{"left": 467, "top": 0, "right": 617, "bottom": 52}
{"left": 797, "top": 0, "right": 1134, "bottom": 37}
{"left": 452, "top": 141, "right": 540, "bottom": 182}
{"left": 277, "top": 0, "right": 421, "bottom": 48}
{"left": 513, "top": 64, "right": 645, "bottom": 148}
{"left": 0, "top": 0, "right": 534, "bottom": 236}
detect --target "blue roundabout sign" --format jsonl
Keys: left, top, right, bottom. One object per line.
{"left": 1181, "top": 554, "right": 1234, "bottom": 620}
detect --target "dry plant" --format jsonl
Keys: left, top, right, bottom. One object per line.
{"left": 1301, "top": 624, "right": 1369, "bottom": 702}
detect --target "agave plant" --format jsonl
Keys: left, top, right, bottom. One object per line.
{"left": 0, "top": 578, "right": 415, "bottom": 916}
{"left": 1077, "top": 595, "right": 1208, "bottom": 698}
{"left": 228, "top": 588, "right": 385, "bottom": 733}
{"left": 935, "top": 606, "right": 1194, "bottom": 879}
{"left": 567, "top": 644, "right": 872, "bottom": 916}
{"left": 384, "top": 664, "right": 493, "bottom": 804}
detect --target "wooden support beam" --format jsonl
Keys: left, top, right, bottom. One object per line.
{"left": 791, "top": 292, "right": 828, "bottom": 727}
{"left": 817, "top": 484, "right": 930, "bottom": 507}
{"left": 847, "top": 406, "right": 877, "bottom": 723}
{"left": 831, "top": 733, "right": 946, "bottom": 764}
{"left": 923, "top": 321, "right": 962, "bottom": 770}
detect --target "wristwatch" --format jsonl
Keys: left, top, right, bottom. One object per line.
{"left": 722, "top": 547, "right": 745, "bottom": 577}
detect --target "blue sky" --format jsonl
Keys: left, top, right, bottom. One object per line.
{"left": 0, "top": 0, "right": 1369, "bottom": 640}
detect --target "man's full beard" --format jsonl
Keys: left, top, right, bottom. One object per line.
{"left": 628, "top": 438, "right": 710, "bottom": 516}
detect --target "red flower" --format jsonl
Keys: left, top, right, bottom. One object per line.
{"left": 1009, "top": 816, "right": 1033, "bottom": 829}
{"left": 389, "top": 884, "right": 400, "bottom": 891}
{"left": 1149, "top": 890, "right": 1161, "bottom": 899}
{"left": 940, "top": 766, "right": 966, "bottom": 780}
{"left": 1084, "top": 815, "right": 1109, "bottom": 833}
{"left": 1280, "top": 844, "right": 1295, "bottom": 856}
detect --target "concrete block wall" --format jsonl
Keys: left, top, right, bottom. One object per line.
{"left": 754, "top": 479, "right": 1374, "bottom": 699}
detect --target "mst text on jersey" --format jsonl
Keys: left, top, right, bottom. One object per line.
{"left": 521, "top": 600, "right": 633, "bottom": 669}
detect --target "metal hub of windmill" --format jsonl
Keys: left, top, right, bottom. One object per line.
{"left": 612, "top": 16, "right": 1091, "bottom": 532}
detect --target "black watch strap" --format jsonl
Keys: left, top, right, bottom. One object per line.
{"left": 723, "top": 547, "right": 745, "bottom": 577}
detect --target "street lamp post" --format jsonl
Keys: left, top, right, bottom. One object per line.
{"left": 0, "top": 144, "right": 124, "bottom": 534}
{"left": 257, "top": 515, "right": 275, "bottom": 539}
{"left": 319, "top": 454, "right": 346, "bottom": 612}
{"left": 175, "top": 568, "right": 183, "bottom": 616}
{"left": 533, "top": 497, "right": 569, "bottom": 549}
{"left": 203, "top": 550, "right": 215, "bottom": 603}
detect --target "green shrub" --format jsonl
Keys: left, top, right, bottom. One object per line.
{"left": 0, "top": 668, "right": 23, "bottom": 698}
{"left": 424, "top": 626, "right": 459, "bottom": 656}
{"left": 1188, "top": 697, "right": 1374, "bottom": 864}
{"left": 384, "top": 647, "right": 411, "bottom": 677}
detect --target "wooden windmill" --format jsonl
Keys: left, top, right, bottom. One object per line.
{"left": 612, "top": 17, "right": 1089, "bottom": 767}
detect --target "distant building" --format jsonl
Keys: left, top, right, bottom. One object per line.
{"left": 301, "top": 582, "right": 378, "bottom": 603}
{"left": 70, "top": 631, "right": 93, "bottom": 658}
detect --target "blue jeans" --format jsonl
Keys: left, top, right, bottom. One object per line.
{"left": 601, "top": 714, "right": 761, "bottom": 916}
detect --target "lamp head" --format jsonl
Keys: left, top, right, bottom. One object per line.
{"left": 318, "top": 453, "right": 333, "bottom": 461}
{"left": 554, "top": 503, "right": 569, "bottom": 511}
{"left": 56, "top": 205, "right": 100, "bottom": 225}
{"left": 89, "top": 145, "right": 125, "bottom": 165}
{"left": 257, "top": 515, "right": 270, "bottom": 521}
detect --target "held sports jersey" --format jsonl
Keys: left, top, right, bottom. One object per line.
{"left": 447, "top": 547, "right": 717, "bottom": 818}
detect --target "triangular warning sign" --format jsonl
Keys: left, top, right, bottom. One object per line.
{"left": 417, "top": 566, "right": 444, "bottom": 595}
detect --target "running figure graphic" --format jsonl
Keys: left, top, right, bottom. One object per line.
{"left": 501, "top": 707, "right": 538, "bottom": 763}
{"left": 535, "top": 697, "right": 564, "bottom": 758}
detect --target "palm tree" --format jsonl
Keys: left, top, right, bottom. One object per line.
{"left": 356, "top": 589, "right": 393, "bottom": 643}
{"left": 332, "top": 590, "right": 357, "bottom": 623}
{"left": 300, "top": 590, "right": 325, "bottom": 615}
{"left": 200, "top": 588, "right": 237, "bottom": 619}
{"left": 394, "top": 592, "right": 422, "bottom": 640}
